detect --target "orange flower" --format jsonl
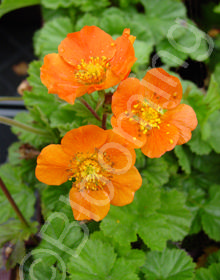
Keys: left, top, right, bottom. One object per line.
{"left": 35, "top": 125, "right": 141, "bottom": 221}
{"left": 40, "top": 26, "right": 136, "bottom": 104}
{"left": 111, "top": 68, "right": 198, "bottom": 158}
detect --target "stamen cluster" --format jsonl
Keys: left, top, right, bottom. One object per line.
{"left": 126, "top": 101, "right": 162, "bottom": 134}
{"left": 69, "top": 152, "right": 113, "bottom": 191}
{"left": 75, "top": 57, "right": 110, "bottom": 85}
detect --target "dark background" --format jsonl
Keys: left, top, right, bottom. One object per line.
{"left": 0, "top": 5, "right": 41, "bottom": 164}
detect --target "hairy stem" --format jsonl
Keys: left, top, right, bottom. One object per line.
{"left": 102, "top": 113, "right": 107, "bottom": 130}
{"left": 0, "top": 116, "right": 49, "bottom": 136}
{"left": 0, "top": 177, "right": 30, "bottom": 228}
{"left": 78, "top": 97, "right": 101, "bottom": 121}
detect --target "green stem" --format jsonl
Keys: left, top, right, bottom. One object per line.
{"left": 0, "top": 96, "right": 23, "bottom": 102}
{"left": 0, "top": 116, "right": 49, "bottom": 136}
{"left": 0, "top": 177, "right": 30, "bottom": 228}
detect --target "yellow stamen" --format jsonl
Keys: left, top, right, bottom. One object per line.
{"left": 68, "top": 152, "right": 113, "bottom": 191}
{"left": 75, "top": 56, "right": 110, "bottom": 85}
{"left": 128, "top": 101, "right": 162, "bottom": 134}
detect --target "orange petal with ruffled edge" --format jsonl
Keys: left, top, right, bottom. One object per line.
{"left": 105, "top": 167, "right": 142, "bottom": 206}
{"left": 61, "top": 125, "right": 107, "bottom": 156}
{"left": 141, "top": 120, "right": 179, "bottom": 158}
{"left": 110, "top": 29, "right": 137, "bottom": 79}
{"left": 111, "top": 114, "right": 147, "bottom": 148}
{"left": 123, "top": 28, "right": 136, "bottom": 44}
{"left": 35, "top": 144, "right": 72, "bottom": 185}
{"left": 141, "top": 68, "right": 182, "bottom": 110}
{"left": 58, "top": 26, "right": 116, "bottom": 66}
{"left": 165, "top": 104, "right": 198, "bottom": 145}
{"left": 112, "top": 77, "right": 145, "bottom": 117}
{"left": 98, "top": 130, "right": 136, "bottom": 174}
{"left": 69, "top": 188, "right": 110, "bottom": 221}
{"left": 81, "top": 29, "right": 137, "bottom": 93}
{"left": 40, "top": 54, "right": 88, "bottom": 104}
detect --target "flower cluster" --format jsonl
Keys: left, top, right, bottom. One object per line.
{"left": 36, "top": 26, "right": 197, "bottom": 221}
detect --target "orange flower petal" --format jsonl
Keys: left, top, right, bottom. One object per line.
{"left": 141, "top": 120, "right": 179, "bottom": 158}
{"left": 35, "top": 144, "right": 72, "bottom": 185}
{"left": 111, "top": 114, "right": 147, "bottom": 148}
{"left": 69, "top": 188, "right": 110, "bottom": 221}
{"left": 41, "top": 53, "right": 88, "bottom": 104}
{"left": 112, "top": 77, "right": 145, "bottom": 117}
{"left": 106, "top": 167, "right": 142, "bottom": 206}
{"left": 122, "top": 28, "right": 136, "bottom": 44}
{"left": 58, "top": 26, "right": 116, "bottom": 66}
{"left": 141, "top": 68, "right": 182, "bottom": 109}
{"left": 165, "top": 104, "right": 198, "bottom": 145}
{"left": 110, "top": 31, "right": 137, "bottom": 80}
{"left": 61, "top": 125, "right": 107, "bottom": 156}
{"left": 98, "top": 130, "right": 136, "bottom": 174}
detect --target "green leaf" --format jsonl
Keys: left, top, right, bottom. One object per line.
{"left": 68, "top": 239, "right": 116, "bottom": 279}
{"left": 67, "top": 239, "right": 139, "bottom": 280}
{"left": 90, "top": 231, "right": 145, "bottom": 269}
{"left": 42, "top": 6, "right": 74, "bottom": 22}
{"left": 140, "top": 0, "right": 187, "bottom": 44}
{"left": 187, "top": 127, "right": 212, "bottom": 155}
{"left": 133, "top": 39, "right": 154, "bottom": 68}
{"left": 119, "top": 0, "right": 139, "bottom": 8}
{"left": 158, "top": 189, "right": 192, "bottom": 241}
{"left": 50, "top": 104, "right": 80, "bottom": 136}
{"left": 25, "top": 60, "right": 60, "bottom": 117}
{"left": 174, "top": 146, "right": 191, "bottom": 174}
{"left": 141, "top": 248, "right": 195, "bottom": 280}
{"left": 99, "top": 7, "right": 128, "bottom": 35}
{"left": 142, "top": 157, "right": 170, "bottom": 187}
{"left": 156, "top": 38, "right": 187, "bottom": 67}
{"left": 206, "top": 111, "right": 220, "bottom": 153}
{"left": 185, "top": 183, "right": 220, "bottom": 239}
{"left": 7, "top": 142, "right": 23, "bottom": 165}
{"left": 23, "top": 250, "right": 67, "bottom": 280}
{"left": 0, "top": 0, "right": 40, "bottom": 18}
{"left": 108, "top": 258, "right": 140, "bottom": 280}
{"left": 193, "top": 153, "right": 220, "bottom": 180}
{"left": 195, "top": 263, "right": 220, "bottom": 280}
{"left": 0, "top": 220, "right": 38, "bottom": 246}
{"left": 207, "top": 250, "right": 220, "bottom": 266}
{"left": 34, "top": 212, "right": 85, "bottom": 266}
{"left": 157, "top": 19, "right": 209, "bottom": 66}
{"left": 6, "top": 240, "right": 25, "bottom": 269}
{"left": 101, "top": 184, "right": 191, "bottom": 251}
{"left": 186, "top": 187, "right": 205, "bottom": 234}
{"left": 41, "top": 182, "right": 73, "bottom": 220}
{"left": 0, "top": 164, "right": 36, "bottom": 224}
{"left": 33, "top": 17, "right": 74, "bottom": 59}
{"left": 11, "top": 111, "right": 55, "bottom": 148}
{"left": 75, "top": 0, "right": 110, "bottom": 12}
{"left": 201, "top": 185, "right": 220, "bottom": 241}
{"left": 214, "top": 3, "right": 220, "bottom": 13}
{"left": 135, "top": 149, "right": 146, "bottom": 170}
{"left": 41, "top": 0, "right": 75, "bottom": 9}
{"left": 204, "top": 75, "right": 220, "bottom": 114}
{"left": 75, "top": 13, "right": 99, "bottom": 31}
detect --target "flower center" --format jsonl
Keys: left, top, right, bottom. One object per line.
{"left": 127, "top": 101, "right": 162, "bottom": 134}
{"left": 69, "top": 152, "right": 112, "bottom": 191}
{"left": 75, "top": 56, "right": 110, "bottom": 85}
